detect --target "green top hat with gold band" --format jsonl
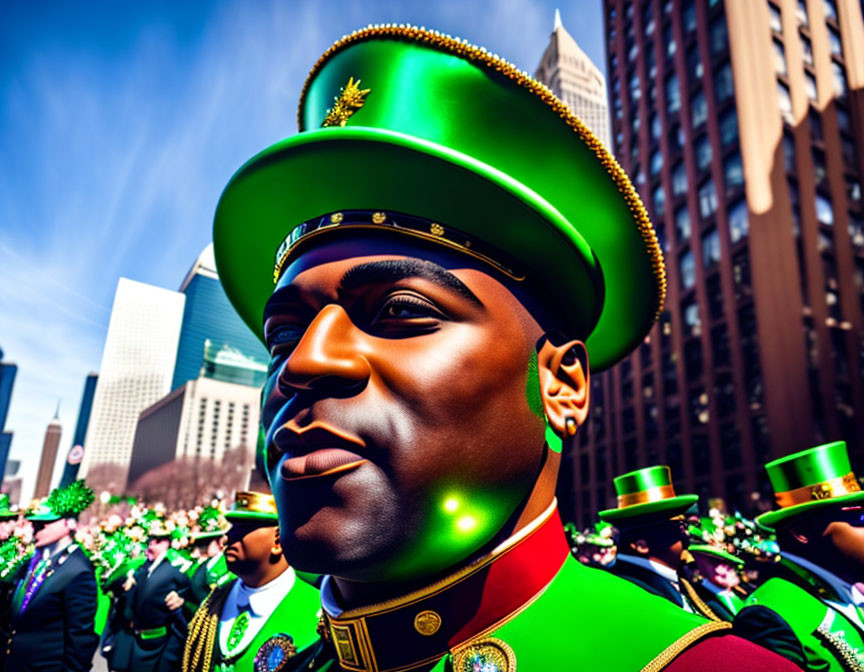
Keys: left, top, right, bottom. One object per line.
{"left": 213, "top": 25, "right": 665, "bottom": 372}
{"left": 756, "top": 441, "right": 864, "bottom": 531}
{"left": 688, "top": 544, "right": 744, "bottom": 568}
{"left": 599, "top": 466, "right": 698, "bottom": 522}
{"left": 225, "top": 490, "right": 279, "bottom": 523}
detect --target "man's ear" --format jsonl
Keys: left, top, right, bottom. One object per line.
{"left": 271, "top": 527, "right": 283, "bottom": 556}
{"left": 630, "top": 539, "right": 650, "bottom": 555}
{"left": 537, "top": 338, "right": 589, "bottom": 439}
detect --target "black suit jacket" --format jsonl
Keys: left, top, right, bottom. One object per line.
{"left": 6, "top": 546, "right": 99, "bottom": 672}
{"left": 105, "top": 557, "right": 190, "bottom": 672}
{"left": 610, "top": 555, "right": 687, "bottom": 608}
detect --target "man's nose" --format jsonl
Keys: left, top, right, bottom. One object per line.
{"left": 278, "top": 304, "right": 371, "bottom": 394}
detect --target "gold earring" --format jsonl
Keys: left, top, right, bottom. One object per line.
{"left": 565, "top": 417, "right": 578, "bottom": 437}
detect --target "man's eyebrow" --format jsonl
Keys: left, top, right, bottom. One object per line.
{"left": 339, "top": 259, "right": 483, "bottom": 307}
{"left": 263, "top": 285, "right": 304, "bottom": 321}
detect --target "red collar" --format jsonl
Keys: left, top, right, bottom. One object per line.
{"left": 321, "top": 501, "right": 568, "bottom": 672}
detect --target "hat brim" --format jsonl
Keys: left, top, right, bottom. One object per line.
{"left": 214, "top": 126, "right": 655, "bottom": 372}
{"left": 191, "top": 529, "right": 228, "bottom": 542}
{"left": 689, "top": 544, "right": 744, "bottom": 567}
{"left": 26, "top": 512, "right": 62, "bottom": 522}
{"left": 224, "top": 510, "right": 279, "bottom": 523}
{"left": 598, "top": 495, "right": 699, "bottom": 523}
{"left": 756, "top": 490, "right": 864, "bottom": 531}
{"left": 0, "top": 511, "right": 20, "bottom": 520}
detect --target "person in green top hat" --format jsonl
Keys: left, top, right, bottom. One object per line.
{"left": 185, "top": 506, "right": 232, "bottom": 620}
{"left": 685, "top": 545, "right": 747, "bottom": 622}
{"left": 735, "top": 441, "right": 864, "bottom": 671}
{"left": 6, "top": 480, "right": 99, "bottom": 672}
{"left": 183, "top": 490, "right": 320, "bottom": 672}
{"left": 212, "top": 23, "right": 799, "bottom": 672}
{"left": 598, "top": 466, "right": 724, "bottom": 622}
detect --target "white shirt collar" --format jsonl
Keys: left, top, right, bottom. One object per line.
{"left": 618, "top": 554, "right": 680, "bottom": 584}
{"left": 235, "top": 565, "right": 296, "bottom": 617}
{"left": 42, "top": 537, "right": 75, "bottom": 560}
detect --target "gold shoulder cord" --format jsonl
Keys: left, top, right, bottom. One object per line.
{"left": 297, "top": 25, "right": 666, "bottom": 323}
{"left": 182, "top": 586, "right": 229, "bottom": 672}
{"left": 679, "top": 577, "right": 723, "bottom": 623}
{"left": 641, "top": 621, "right": 732, "bottom": 672}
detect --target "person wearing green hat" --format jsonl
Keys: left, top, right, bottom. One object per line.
{"left": 599, "top": 466, "right": 723, "bottom": 622}
{"left": 212, "top": 24, "right": 799, "bottom": 671}
{"left": 184, "top": 506, "right": 232, "bottom": 620}
{"left": 182, "top": 490, "right": 321, "bottom": 672}
{"left": 685, "top": 545, "right": 747, "bottom": 621}
{"left": 5, "top": 480, "right": 99, "bottom": 672}
{"left": 735, "top": 441, "right": 864, "bottom": 671}
{"left": 105, "top": 519, "right": 191, "bottom": 672}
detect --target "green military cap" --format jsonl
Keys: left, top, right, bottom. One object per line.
{"left": 225, "top": 490, "right": 279, "bottom": 523}
{"left": 27, "top": 480, "right": 95, "bottom": 522}
{"left": 191, "top": 505, "right": 229, "bottom": 542}
{"left": 598, "top": 465, "right": 698, "bottom": 522}
{"left": 213, "top": 25, "right": 666, "bottom": 372}
{"left": 688, "top": 544, "right": 744, "bottom": 568}
{"left": 757, "top": 441, "right": 864, "bottom": 531}
{"left": 0, "top": 494, "right": 19, "bottom": 521}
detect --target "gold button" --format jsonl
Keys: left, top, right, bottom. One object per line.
{"left": 414, "top": 610, "right": 441, "bottom": 636}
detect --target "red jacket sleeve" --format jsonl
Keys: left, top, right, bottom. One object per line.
{"left": 664, "top": 634, "right": 804, "bottom": 671}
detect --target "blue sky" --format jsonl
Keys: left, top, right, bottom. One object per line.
{"left": 0, "top": 0, "right": 605, "bottom": 501}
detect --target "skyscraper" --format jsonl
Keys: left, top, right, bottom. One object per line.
{"left": 34, "top": 404, "right": 62, "bottom": 500}
{"left": 0, "top": 347, "right": 16, "bottom": 480}
{"left": 566, "top": 0, "right": 864, "bottom": 526}
{"left": 171, "top": 245, "right": 267, "bottom": 391}
{"left": 535, "top": 9, "right": 612, "bottom": 150}
{"left": 59, "top": 372, "right": 98, "bottom": 487}
{"left": 78, "top": 278, "right": 185, "bottom": 489}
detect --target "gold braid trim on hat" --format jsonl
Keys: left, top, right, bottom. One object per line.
{"left": 297, "top": 24, "right": 666, "bottom": 324}
{"left": 774, "top": 472, "right": 861, "bottom": 508}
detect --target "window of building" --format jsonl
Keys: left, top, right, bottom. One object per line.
{"left": 703, "top": 228, "right": 722, "bottom": 269}
{"left": 804, "top": 71, "right": 818, "bottom": 102}
{"left": 652, "top": 184, "right": 666, "bottom": 217}
{"left": 651, "top": 113, "right": 662, "bottom": 140}
{"left": 823, "top": 0, "right": 838, "bottom": 21}
{"left": 684, "top": 338, "right": 703, "bottom": 379}
{"left": 680, "top": 249, "right": 696, "bottom": 290}
{"left": 729, "top": 199, "right": 749, "bottom": 243}
{"left": 718, "top": 108, "right": 738, "bottom": 148}
{"left": 676, "top": 205, "right": 692, "bottom": 242}
{"left": 664, "top": 23, "right": 677, "bottom": 58}
{"left": 832, "top": 62, "right": 847, "bottom": 97}
{"left": 773, "top": 39, "right": 787, "bottom": 76}
{"left": 670, "top": 123, "right": 685, "bottom": 152}
{"left": 629, "top": 73, "right": 641, "bottom": 101}
{"left": 682, "top": 0, "right": 697, "bottom": 33}
{"left": 769, "top": 3, "right": 783, "bottom": 33}
{"left": 650, "top": 149, "right": 664, "bottom": 176}
{"left": 714, "top": 63, "right": 734, "bottom": 103}
{"left": 699, "top": 179, "right": 718, "bottom": 218}
{"left": 682, "top": 296, "right": 702, "bottom": 336}
{"left": 723, "top": 152, "right": 744, "bottom": 191}
{"left": 673, "top": 162, "right": 688, "bottom": 197}
{"left": 686, "top": 44, "right": 703, "bottom": 83}
{"left": 657, "top": 222, "right": 669, "bottom": 253}
{"left": 782, "top": 132, "right": 796, "bottom": 173}
{"left": 837, "top": 106, "right": 851, "bottom": 133}
{"left": 696, "top": 135, "right": 713, "bottom": 172}
{"left": 666, "top": 73, "right": 681, "bottom": 113}
{"left": 777, "top": 81, "right": 793, "bottom": 124}
{"left": 812, "top": 148, "right": 827, "bottom": 185}
{"left": 712, "top": 324, "right": 731, "bottom": 367}
{"left": 710, "top": 16, "right": 728, "bottom": 55}
{"left": 788, "top": 179, "right": 801, "bottom": 236}
{"left": 810, "top": 110, "right": 823, "bottom": 143}
{"left": 801, "top": 34, "right": 814, "bottom": 66}
{"left": 846, "top": 176, "right": 862, "bottom": 207}
{"left": 816, "top": 193, "right": 834, "bottom": 226}
{"left": 691, "top": 91, "right": 708, "bottom": 128}
{"left": 828, "top": 26, "right": 842, "bottom": 56}
{"left": 797, "top": 0, "right": 808, "bottom": 24}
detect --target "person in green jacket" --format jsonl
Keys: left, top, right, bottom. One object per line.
{"left": 211, "top": 23, "right": 800, "bottom": 672}
{"left": 687, "top": 545, "right": 747, "bottom": 621}
{"left": 183, "top": 490, "right": 320, "bottom": 672}
{"left": 738, "top": 440, "right": 864, "bottom": 671}
{"left": 184, "top": 506, "right": 232, "bottom": 620}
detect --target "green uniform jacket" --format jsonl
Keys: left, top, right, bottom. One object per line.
{"left": 184, "top": 571, "right": 321, "bottom": 672}
{"left": 742, "top": 576, "right": 864, "bottom": 672}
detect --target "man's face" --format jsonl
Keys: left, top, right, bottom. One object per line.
{"left": 146, "top": 537, "right": 170, "bottom": 560}
{"left": 693, "top": 554, "right": 740, "bottom": 589}
{"left": 262, "top": 233, "right": 549, "bottom": 582}
{"left": 816, "top": 506, "right": 864, "bottom": 576}
{"left": 225, "top": 520, "right": 280, "bottom": 577}
{"left": 33, "top": 518, "right": 69, "bottom": 548}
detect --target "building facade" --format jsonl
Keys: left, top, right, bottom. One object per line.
{"left": 564, "top": 0, "right": 864, "bottom": 526}
{"left": 171, "top": 245, "right": 268, "bottom": 391}
{"left": 535, "top": 9, "right": 612, "bottom": 150}
{"left": 59, "top": 372, "right": 98, "bottom": 487}
{"left": 33, "top": 408, "right": 61, "bottom": 500}
{"left": 0, "top": 347, "right": 17, "bottom": 478}
{"left": 78, "top": 278, "right": 185, "bottom": 488}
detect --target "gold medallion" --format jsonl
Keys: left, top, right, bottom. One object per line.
{"left": 413, "top": 610, "right": 442, "bottom": 636}
{"left": 452, "top": 637, "right": 516, "bottom": 672}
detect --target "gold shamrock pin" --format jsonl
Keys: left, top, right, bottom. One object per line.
{"left": 322, "top": 77, "right": 371, "bottom": 127}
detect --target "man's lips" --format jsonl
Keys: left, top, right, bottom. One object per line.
{"left": 273, "top": 420, "right": 369, "bottom": 481}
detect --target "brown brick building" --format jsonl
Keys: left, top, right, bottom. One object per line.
{"left": 557, "top": 0, "right": 864, "bottom": 526}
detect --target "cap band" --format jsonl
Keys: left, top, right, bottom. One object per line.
{"left": 773, "top": 472, "right": 860, "bottom": 508}
{"left": 618, "top": 484, "right": 677, "bottom": 508}
{"left": 273, "top": 210, "right": 526, "bottom": 284}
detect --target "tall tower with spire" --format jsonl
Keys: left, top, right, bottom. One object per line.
{"left": 33, "top": 401, "right": 62, "bottom": 500}
{"left": 534, "top": 9, "right": 611, "bottom": 151}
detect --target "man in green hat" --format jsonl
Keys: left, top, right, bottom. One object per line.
{"left": 735, "top": 441, "right": 864, "bottom": 671}
{"left": 184, "top": 506, "right": 232, "bottom": 620}
{"left": 105, "top": 519, "right": 191, "bottom": 672}
{"left": 686, "top": 545, "right": 747, "bottom": 621}
{"left": 5, "top": 480, "right": 99, "bottom": 672}
{"left": 599, "top": 466, "right": 723, "bottom": 622}
{"left": 212, "top": 24, "right": 798, "bottom": 671}
{"left": 182, "top": 490, "right": 321, "bottom": 671}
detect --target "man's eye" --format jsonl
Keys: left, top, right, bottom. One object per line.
{"left": 266, "top": 325, "right": 305, "bottom": 369}
{"left": 373, "top": 294, "right": 444, "bottom": 322}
